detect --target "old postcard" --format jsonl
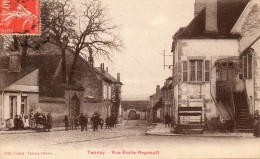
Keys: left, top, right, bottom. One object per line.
{"left": 0, "top": 0, "right": 260, "bottom": 159}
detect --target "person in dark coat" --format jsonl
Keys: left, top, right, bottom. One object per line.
{"left": 34, "top": 111, "right": 40, "bottom": 128}
{"left": 79, "top": 113, "right": 86, "bottom": 131}
{"left": 85, "top": 115, "right": 88, "bottom": 131}
{"left": 253, "top": 110, "right": 260, "bottom": 137}
{"left": 100, "top": 117, "right": 104, "bottom": 129}
{"left": 14, "top": 115, "right": 19, "bottom": 130}
{"left": 105, "top": 116, "right": 110, "bottom": 129}
{"left": 109, "top": 116, "right": 114, "bottom": 128}
{"left": 91, "top": 114, "right": 99, "bottom": 131}
{"left": 18, "top": 115, "right": 24, "bottom": 129}
{"left": 64, "top": 115, "right": 69, "bottom": 131}
{"left": 46, "top": 113, "right": 53, "bottom": 132}
{"left": 74, "top": 116, "right": 79, "bottom": 130}
{"left": 164, "top": 113, "right": 172, "bottom": 127}
{"left": 112, "top": 116, "right": 117, "bottom": 128}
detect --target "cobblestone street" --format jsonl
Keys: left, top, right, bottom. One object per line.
{"left": 0, "top": 120, "right": 152, "bottom": 146}
{"left": 1, "top": 120, "right": 260, "bottom": 159}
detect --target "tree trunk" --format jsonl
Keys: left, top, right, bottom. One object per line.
{"left": 61, "top": 47, "right": 67, "bottom": 83}
{"left": 13, "top": 36, "right": 19, "bottom": 51}
{"left": 68, "top": 51, "right": 80, "bottom": 85}
{"left": 21, "top": 36, "right": 29, "bottom": 68}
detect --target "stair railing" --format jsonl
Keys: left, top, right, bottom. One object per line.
{"left": 216, "top": 81, "right": 235, "bottom": 122}
{"left": 228, "top": 81, "right": 236, "bottom": 128}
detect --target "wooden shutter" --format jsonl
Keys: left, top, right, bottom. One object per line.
{"left": 205, "top": 60, "right": 210, "bottom": 81}
{"left": 197, "top": 61, "right": 203, "bottom": 81}
{"left": 243, "top": 56, "right": 247, "bottom": 79}
{"left": 248, "top": 53, "right": 252, "bottom": 79}
{"left": 182, "top": 61, "right": 188, "bottom": 82}
{"left": 190, "top": 61, "right": 196, "bottom": 81}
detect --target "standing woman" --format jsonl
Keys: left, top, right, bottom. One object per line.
{"left": 253, "top": 110, "right": 260, "bottom": 137}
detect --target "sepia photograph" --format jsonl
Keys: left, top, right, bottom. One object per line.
{"left": 0, "top": 0, "right": 260, "bottom": 158}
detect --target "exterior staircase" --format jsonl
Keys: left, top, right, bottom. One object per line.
{"left": 233, "top": 92, "right": 253, "bottom": 132}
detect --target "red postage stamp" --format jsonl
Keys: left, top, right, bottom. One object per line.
{"left": 0, "top": 0, "right": 40, "bottom": 35}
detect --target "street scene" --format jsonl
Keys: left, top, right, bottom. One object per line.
{"left": 0, "top": 0, "right": 260, "bottom": 158}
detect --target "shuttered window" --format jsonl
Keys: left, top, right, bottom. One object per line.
{"left": 243, "top": 53, "right": 252, "bottom": 79}
{"left": 205, "top": 60, "right": 210, "bottom": 81}
{"left": 243, "top": 56, "right": 247, "bottom": 79}
{"left": 197, "top": 61, "right": 203, "bottom": 81}
{"left": 181, "top": 60, "right": 210, "bottom": 82}
{"left": 190, "top": 61, "right": 196, "bottom": 81}
{"left": 182, "top": 61, "right": 188, "bottom": 82}
{"left": 248, "top": 53, "right": 252, "bottom": 79}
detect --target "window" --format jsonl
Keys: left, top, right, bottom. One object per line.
{"left": 190, "top": 60, "right": 203, "bottom": 82}
{"left": 182, "top": 60, "right": 210, "bottom": 82}
{"left": 243, "top": 53, "right": 252, "bottom": 79}
{"left": 103, "top": 85, "right": 107, "bottom": 99}
{"left": 21, "top": 96, "right": 27, "bottom": 115}
{"left": 9, "top": 96, "right": 17, "bottom": 118}
{"left": 182, "top": 61, "right": 188, "bottom": 82}
{"left": 248, "top": 53, "right": 252, "bottom": 79}
{"left": 107, "top": 86, "right": 111, "bottom": 100}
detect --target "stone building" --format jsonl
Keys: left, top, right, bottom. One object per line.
{"left": 121, "top": 101, "right": 148, "bottom": 120}
{"left": 0, "top": 43, "right": 122, "bottom": 128}
{"left": 231, "top": 0, "right": 260, "bottom": 116}
{"left": 171, "top": 0, "right": 250, "bottom": 129}
{"left": 162, "top": 77, "right": 173, "bottom": 119}
{"left": 148, "top": 85, "right": 163, "bottom": 122}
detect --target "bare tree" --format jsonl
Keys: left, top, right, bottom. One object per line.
{"left": 68, "top": 0, "right": 123, "bottom": 84}
{"left": 41, "top": 0, "right": 75, "bottom": 83}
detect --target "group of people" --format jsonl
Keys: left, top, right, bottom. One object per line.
{"left": 5, "top": 111, "right": 53, "bottom": 132}
{"left": 6, "top": 114, "right": 29, "bottom": 130}
{"left": 63, "top": 113, "right": 117, "bottom": 132}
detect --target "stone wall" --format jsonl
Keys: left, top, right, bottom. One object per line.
{"left": 252, "top": 39, "right": 260, "bottom": 112}
{"left": 38, "top": 100, "right": 67, "bottom": 127}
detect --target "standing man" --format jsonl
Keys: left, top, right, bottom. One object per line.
{"left": 34, "top": 111, "right": 40, "bottom": 129}
{"left": 91, "top": 114, "right": 99, "bottom": 131}
{"left": 46, "top": 113, "right": 53, "bottom": 132}
{"left": 105, "top": 116, "right": 110, "bottom": 129}
{"left": 79, "top": 113, "right": 86, "bottom": 131}
{"left": 85, "top": 115, "right": 88, "bottom": 131}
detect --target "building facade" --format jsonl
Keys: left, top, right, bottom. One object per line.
{"left": 171, "top": 0, "right": 249, "bottom": 128}
{"left": 0, "top": 43, "right": 122, "bottom": 128}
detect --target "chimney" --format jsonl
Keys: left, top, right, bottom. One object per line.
{"left": 106, "top": 67, "right": 108, "bottom": 73}
{"left": 194, "top": 0, "right": 206, "bottom": 16}
{"left": 117, "top": 73, "right": 120, "bottom": 82}
{"left": 205, "top": 0, "right": 218, "bottom": 35}
{"left": 88, "top": 56, "right": 94, "bottom": 67}
{"left": 102, "top": 63, "right": 105, "bottom": 73}
{"left": 9, "top": 52, "right": 21, "bottom": 72}
{"left": 156, "top": 85, "right": 160, "bottom": 93}
{"left": 100, "top": 63, "right": 103, "bottom": 70}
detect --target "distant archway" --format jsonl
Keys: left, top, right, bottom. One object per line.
{"left": 71, "top": 95, "right": 80, "bottom": 117}
{"left": 128, "top": 110, "right": 137, "bottom": 120}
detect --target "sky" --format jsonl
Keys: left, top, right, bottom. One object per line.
{"left": 98, "top": 0, "right": 195, "bottom": 100}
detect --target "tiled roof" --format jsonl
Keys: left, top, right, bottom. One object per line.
{"left": 0, "top": 68, "right": 37, "bottom": 91}
{"left": 94, "top": 67, "right": 122, "bottom": 85}
{"left": 0, "top": 43, "right": 121, "bottom": 97}
{"left": 176, "top": 0, "right": 249, "bottom": 39}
